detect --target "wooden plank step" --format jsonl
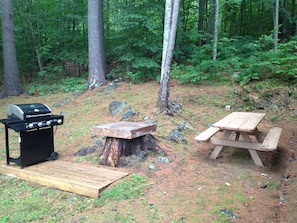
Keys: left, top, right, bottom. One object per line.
{"left": 0, "top": 160, "right": 130, "bottom": 198}
{"left": 195, "top": 127, "right": 220, "bottom": 142}
{"left": 90, "top": 122, "right": 157, "bottom": 139}
{"left": 261, "top": 127, "right": 282, "bottom": 151}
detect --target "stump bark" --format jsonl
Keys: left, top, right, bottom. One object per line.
{"left": 99, "top": 134, "right": 165, "bottom": 167}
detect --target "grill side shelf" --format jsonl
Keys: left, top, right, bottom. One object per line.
{"left": 0, "top": 118, "right": 26, "bottom": 132}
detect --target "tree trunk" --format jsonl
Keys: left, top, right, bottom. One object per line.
{"left": 24, "top": 0, "right": 43, "bottom": 72}
{"left": 157, "top": 0, "right": 180, "bottom": 114}
{"left": 99, "top": 135, "right": 165, "bottom": 167}
{"left": 71, "top": 0, "right": 81, "bottom": 77}
{"left": 212, "top": 0, "right": 219, "bottom": 60}
{"left": 239, "top": 0, "right": 245, "bottom": 35}
{"left": 88, "top": 0, "right": 107, "bottom": 89}
{"left": 207, "top": 0, "right": 215, "bottom": 43}
{"left": 198, "top": 0, "right": 206, "bottom": 45}
{"left": 160, "top": 0, "right": 172, "bottom": 83}
{"left": 274, "top": 0, "right": 279, "bottom": 51}
{"left": 290, "top": 0, "right": 295, "bottom": 34}
{"left": 1, "top": 0, "right": 24, "bottom": 98}
{"left": 280, "top": 0, "right": 288, "bottom": 39}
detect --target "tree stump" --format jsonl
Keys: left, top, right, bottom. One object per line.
{"left": 99, "top": 134, "right": 164, "bottom": 167}
{"left": 90, "top": 122, "right": 165, "bottom": 167}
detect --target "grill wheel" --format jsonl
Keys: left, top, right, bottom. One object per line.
{"left": 50, "top": 152, "right": 59, "bottom": 160}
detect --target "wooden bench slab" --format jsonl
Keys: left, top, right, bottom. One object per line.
{"left": 261, "top": 127, "right": 282, "bottom": 151}
{"left": 195, "top": 127, "right": 220, "bottom": 142}
{"left": 90, "top": 122, "right": 157, "bottom": 139}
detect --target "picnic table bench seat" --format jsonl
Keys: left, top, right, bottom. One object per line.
{"left": 260, "top": 127, "right": 282, "bottom": 151}
{"left": 194, "top": 126, "right": 220, "bottom": 142}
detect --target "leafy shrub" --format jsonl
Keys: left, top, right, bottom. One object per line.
{"left": 174, "top": 35, "right": 297, "bottom": 85}
{"left": 27, "top": 83, "right": 59, "bottom": 96}
{"left": 172, "top": 64, "right": 208, "bottom": 84}
{"left": 27, "top": 77, "right": 86, "bottom": 95}
{"left": 60, "top": 77, "right": 87, "bottom": 92}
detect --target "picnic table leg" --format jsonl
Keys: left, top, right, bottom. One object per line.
{"left": 210, "top": 145, "right": 224, "bottom": 159}
{"left": 248, "top": 150, "right": 264, "bottom": 167}
{"left": 253, "top": 128, "right": 264, "bottom": 143}
{"left": 240, "top": 132, "right": 264, "bottom": 167}
{"left": 210, "top": 130, "right": 233, "bottom": 160}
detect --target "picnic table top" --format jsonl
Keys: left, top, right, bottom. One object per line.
{"left": 213, "top": 112, "right": 265, "bottom": 133}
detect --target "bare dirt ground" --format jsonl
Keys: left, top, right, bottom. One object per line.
{"left": 0, "top": 80, "right": 296, "bottom": 222}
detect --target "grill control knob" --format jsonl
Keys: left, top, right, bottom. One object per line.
{"left": 38, "top": 122, "right": 43, "bottom": 127}
{"left": 46, "top": 120, "right": 51, "bottom": 126}
{"left": 57, "top": 119, "right": 62, "bottom": 124}
{"left": 28, "top": 123, "right": 34, "bottom": 128}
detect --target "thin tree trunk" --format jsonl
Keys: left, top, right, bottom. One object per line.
{"left": 198, "top": 0, "right": 205, "bottom": 45}
{"left": 239, "top": 0, "right": 245, "bottom": 35}
{"left": 292, "top": 0, "right": 296, "bottom": 35}
{"left": 157, "top": 0, "right": 180, "bottom": 113}
{"left": 24, "top": 0, "right": 43, "bottom": 72}
{"left": 160, "top": 0, "right": 172, "bottom": 82}
{"left": 71, "top": 0, "right": 81, "bottom": 76}
{"left": 213, "top": 0, "right": 219, "bottom": 60}
{"left": 207, "top": 0, "right": 215, "bottom": 43}
{"left": 274, "top": 0, "right": 279, "bottom": 51}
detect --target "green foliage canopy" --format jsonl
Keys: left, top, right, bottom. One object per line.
{"left": 0, "top": 0, "right": 296, "bottom": 92}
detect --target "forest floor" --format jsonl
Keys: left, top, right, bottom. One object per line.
{"left": 0, "top": 80, "right": 297, "bottom": 222}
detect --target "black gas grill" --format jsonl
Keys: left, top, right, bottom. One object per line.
{"left": 0, "top": 103, "right": 64, "bottom": 168}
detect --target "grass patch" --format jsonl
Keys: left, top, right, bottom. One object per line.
{"left": 97, "top": 174, "right": 148, "bottom": 206}
{"left": 266, "top": 181, "right": 281, "bottom": 189}
{"left": 210, "top": 208, "right": 232, "bottom": 223}
{"left": 0, "top": 177, "right": 59, "bottom": 222}
{"left": 74, "top": 153, "right": 99, "bottom": 164}
{"left": 0, "top": 176, "right": 103, "bottom": 222}
{"left": 233, "top": 191, "right": 247, "bottom": 203}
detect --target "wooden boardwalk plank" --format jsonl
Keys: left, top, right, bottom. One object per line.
{"left": 0, "top": 160, "right": 130, "bottom": 198}
{"left": 36, "top": 161, "right": 126, "bottom": 179}
{"left": 29, "top": 167, "right": 111, "bottom": 187}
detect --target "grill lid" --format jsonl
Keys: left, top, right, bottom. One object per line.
{"left": 7, "top": 103, "right": 52, "bottom": 120}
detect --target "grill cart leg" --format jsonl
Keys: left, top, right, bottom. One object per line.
{"left": 5, "top": 125, "right": 10, "bottom": 166}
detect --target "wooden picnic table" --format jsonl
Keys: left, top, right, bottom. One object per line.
{"left": 195, "top": 112, "right": 282, "bottom": 167}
